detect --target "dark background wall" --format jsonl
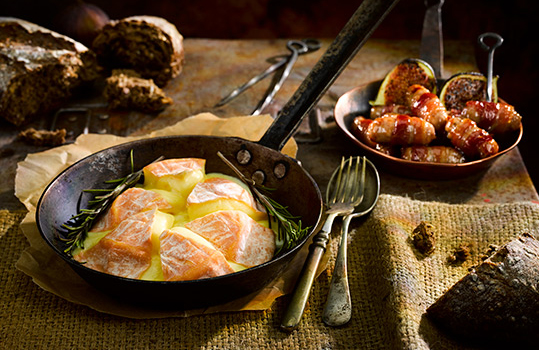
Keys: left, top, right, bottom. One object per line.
{"left": 2, "top": 0, "right": 537, "bottom": 186}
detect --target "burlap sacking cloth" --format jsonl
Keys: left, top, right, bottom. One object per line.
{"left": 3, "top": 163, "right": 539, "bottom": 350}
{"left": 12, "top": 112, "right": 303, "bottom": 317}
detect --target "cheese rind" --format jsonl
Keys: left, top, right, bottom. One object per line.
{"left": 185, "top": 210, "right": 275, "bottom": 267}
{"left": 186, "top": 177, "right": 267, "bottom": 221}
{"left": 91, "top": 187, "right": 172, "bottom": 232}
{"left": 75, "top": 208, "right": 166, "bottom": 279}
{"left": 159, "top": 227, "right": 235, "bottom": 281}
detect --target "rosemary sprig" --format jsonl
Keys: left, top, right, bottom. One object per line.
{"left": 61, "top": 150, "right": 309, "bottom": 257}
{"left": 60, "top": 151, "right": 163, "bottom": 255}
{"left": 217, "top": 152, "right": 310, "bottom": 256}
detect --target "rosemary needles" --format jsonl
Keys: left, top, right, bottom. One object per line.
{"left": 60, "top": 151, "right": 163, "bottom": 255}
{"left": 60, "top": 150, "right": 308, "bottom": 257}
{"left": 217, "top": 152, "right": 310, "bottom": 255}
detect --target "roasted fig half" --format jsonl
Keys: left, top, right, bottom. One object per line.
{"left": 439, "top": 72, "right": 498, "bottom": 111}
{"left": 371, "top": 58, "right": 436, "bottom": 106}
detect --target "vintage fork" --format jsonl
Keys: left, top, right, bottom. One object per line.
{"left": 322, "top": 156, "right": 366, "bottom": 326}
{"left": 281, "top": 156, "right": 365, "bottom": 331}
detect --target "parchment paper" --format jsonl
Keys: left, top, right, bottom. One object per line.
{"left": 14, "top": 113, "right": 306, "bottom": 318}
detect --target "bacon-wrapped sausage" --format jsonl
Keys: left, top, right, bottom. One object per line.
{"left": 445, "top": 117, "right": 499, "bottom": 159}
{"left": 401, "top": 146, "right": 466, "bottom": 163}
{"left": 370, "top": 104, "right": 411, "bottom": 119}
{"left": 367, "top": 114, "right": 436, "bottom": 146}
{"left": 460, "top": 100, "right": 522, "bottom": 134}
{"left": 351, "top": 116, "right": 393, "bottom": 154}
{"left": 407, "top": 84, "right": 449, "bottom": 133}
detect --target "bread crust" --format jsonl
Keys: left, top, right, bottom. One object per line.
{"left": 103, "top": 70, "right": 172, "bottom": 112}
{"left": 92, "top": 15, "right": 184, "bottom": 87}
{"left": 0, "top": 17, "right": 97, "bottom": 125}
{"left": 427, "top": 234, "right": 539, "bottom": 346}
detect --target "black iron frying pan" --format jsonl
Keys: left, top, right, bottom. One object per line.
{"left": 36, "top": 0, "right": 400, "bottom": 309}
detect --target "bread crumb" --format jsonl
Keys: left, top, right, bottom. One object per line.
{"left": 411, "top": 221, "right": 436, "bottom": 255}
{"left": 18, "top": 128, "right": 66, "bottom": 146}
{"left": 480, "top": 244, "right": 499, "bottom": 261}
{"left": 448, "top": 243, "right": 472, "bottom": 264}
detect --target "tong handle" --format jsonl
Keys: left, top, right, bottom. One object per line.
{"left": 215, "top": 58, "right": 287, "bottom": 107}
{"left": 478, "top": 32, "right": 503, "bottom": 102}
{"left": 252, "top": 41, "right": 303, "bottom": 115}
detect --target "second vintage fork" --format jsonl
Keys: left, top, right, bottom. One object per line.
{"left": 281, "top": 156, "right": 365, "bottom": 331}
{"left": 322, "top": 156, "right": 367, "bottom": 326}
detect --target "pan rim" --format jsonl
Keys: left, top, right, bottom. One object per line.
{"left": 35, "top": 134, "right": 322, "bottom": 286}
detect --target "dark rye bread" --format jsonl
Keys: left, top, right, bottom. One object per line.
{"left": 427, "top": 234, "right": 539, "bottom": 346}
{"left": 104, "top": 70, "right": 172, "bottom": 112}
{"left": 0, "top": 18, "right": 98, "bottom": 126}
{"left": 92, "top": 16, "right": 184, "bottom": 87}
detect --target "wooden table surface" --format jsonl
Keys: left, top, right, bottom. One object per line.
{"left": 2, "top": 38, "right": 537, "bottom": 212}
{"left": 2, "top": 37, "right": 539, "bottom": 350}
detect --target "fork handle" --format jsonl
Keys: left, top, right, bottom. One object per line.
{"left": 322, "top": 214, "right": 353, "bottom": 326}
{"left": 280, "top": 212, "right": 337, "bottom": 331}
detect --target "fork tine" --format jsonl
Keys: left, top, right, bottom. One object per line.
{"left": 343, "top": 156, "right": 355, "bottom": 203}
{"left": 338, "top": 157, "right": 354, "bottom": 204}
{"left": 350, "top": 156, "right": 361, "bottom": 203}
{"left": 327, "top": 156, "right": 366, "bottom": 207}
{"left": 345, "top": 156, "right": 366, "bottom": 207}
{"left": 355, "top": 156, "right": 366, "bottom": 206}
{"left": 327, "top": 157, "right": 346, "bottom": 204}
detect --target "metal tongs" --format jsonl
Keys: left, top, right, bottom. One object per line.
{"left": 215, "top": 39, "right": 321, "bottom": 115}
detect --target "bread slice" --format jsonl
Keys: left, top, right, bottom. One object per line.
{"left": 103, "top": 69, "right": 172, "bottom": 112}
{"left": 18, "top": 127, "right": 66, "bottom": 146}
{"left": 0, "top": 17, "right": 98, "bottom": 125}
{"left": 427, "top": 234, "right": 539, "bottom": 346}
{"left": 92, "top": 16, "right": 184, "bottom": 87}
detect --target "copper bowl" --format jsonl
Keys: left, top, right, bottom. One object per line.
{"left": 334, "top": 80, "right": 523, "bottom": 180}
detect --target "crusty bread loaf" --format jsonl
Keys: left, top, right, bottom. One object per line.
{"left": 92, "top": 16, "right": 184, "bottom": 87}
{"left": 0, "top": 17, "right": 98, "bottom": 126}
{"left": 427, "top": 233, "right": 539, "bottom": 346}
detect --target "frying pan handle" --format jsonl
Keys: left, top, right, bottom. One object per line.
{"left": 258, "top": 0, "right": 401, "bottom": 151}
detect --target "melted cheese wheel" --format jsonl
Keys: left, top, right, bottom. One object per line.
{"left": 75, "top": 208, "right": 173, "bottom": 279}
{"left": 143, "top": 158, "right": 205, "bottom": 188}
{"left": 185, "top": 210, "right": 275, "bottom": 267}
{"left": 143, "top": 158, "right": 206, "bottom": 215}
{"left": 78, "top": 158, "right": 276, "bottom": 281}
{"left": 159, "top": 227, "right": 235, "bottom": 281}
{"left": 91, "top": 187, "right": 172, "bottom": 232}
{"left": 186, "top": 177, "right": 267, "bottom": 222}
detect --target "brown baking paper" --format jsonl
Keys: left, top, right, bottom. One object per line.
{"left": 14, "top": 112, "right": 306, "bottom": 318}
